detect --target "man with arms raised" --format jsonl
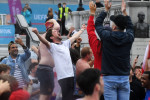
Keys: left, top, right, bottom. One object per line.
{"left": 95, "top": 0, "right": 134, "bottom": 99}
{"left": 32, "top": 22, "right": 86, "bottom": 100}
{"left": 1, "top": 38, "right": 31, "bottom": 89}
{"left": 36, "top": 19, "right": 60, "bottom": 100}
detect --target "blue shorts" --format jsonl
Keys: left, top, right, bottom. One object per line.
{"left": 36, "top": 64, "right": 54, "bottom": 95}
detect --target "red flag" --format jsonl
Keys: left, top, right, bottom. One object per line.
{"left": 142, "top": 42, "right": 150, "bottom": 73}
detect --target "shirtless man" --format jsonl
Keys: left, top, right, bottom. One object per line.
{"left": 36, "top": 19, "right": 60, "bottom": 100}
{"left": 76, "top": 47, "right": 93, "bottom": 77}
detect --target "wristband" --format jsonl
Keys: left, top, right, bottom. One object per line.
{"left": 22, "top": 45, "right": 27, "bottom": 49}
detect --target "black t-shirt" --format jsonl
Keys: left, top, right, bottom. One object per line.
{"left": 130, "top": 75, "right": 145, "bottom": 100}
{"left": 74, "top": 45, "right": 80, "bottom": 56}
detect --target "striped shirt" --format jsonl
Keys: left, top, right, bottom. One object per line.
{"left": 13, "top": 59, "right": 25, "bottom": 88}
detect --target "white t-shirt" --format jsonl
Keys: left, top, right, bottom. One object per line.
{"left": 50, "top": 40, "right": 74, "bottom": 80}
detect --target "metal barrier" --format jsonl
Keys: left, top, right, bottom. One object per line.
{"left": 72, "top": 4, "right": 121, "bottom": 30}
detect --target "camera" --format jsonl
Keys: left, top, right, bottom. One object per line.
{"left": 32, "top": 79, "right": 38, "bottom": 84}
{"left": 104, "top": 21, "right": 110, "bottom": 27}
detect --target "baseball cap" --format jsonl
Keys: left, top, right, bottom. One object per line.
{"left": 110, "top": 14, "right": 127, "bottom": 30}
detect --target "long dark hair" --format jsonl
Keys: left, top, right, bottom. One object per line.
{"left": 47, "top": 8, "right": 53, "bottom": 16}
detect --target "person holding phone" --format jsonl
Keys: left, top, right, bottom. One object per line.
{"left": 132, "top": 55, "right": 139, "bottom": 69}
{"left": 0, "top": 38, "right": 31, "bottom": 89}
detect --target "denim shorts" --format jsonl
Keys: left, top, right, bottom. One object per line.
{"left": 36, "top": 64, "right": 54, "bottom": 95}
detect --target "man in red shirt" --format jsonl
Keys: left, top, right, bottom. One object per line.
{"left": 87, "top": 1, "right": 102, "bottom": 70}
{"left": 87, "top": 2, "right": 104, "bottom": 99}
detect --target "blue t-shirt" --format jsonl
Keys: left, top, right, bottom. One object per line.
{"left": 145, "top": 89, "right": 150, "bottom": 100}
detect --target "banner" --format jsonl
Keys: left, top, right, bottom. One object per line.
{"left": 1, "top": 3, "right": 89, "bottom": 32}
{"left": 8, "top": 0, "right": 22, "bottom": 24}
{"left": 0, "top": 25, "right": 15, "bottom": 44}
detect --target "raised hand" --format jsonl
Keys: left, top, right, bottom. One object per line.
{"left": 81, "top": 24, "right": 87, "bottom": 30}
{"left": 89, "top": 1, "right": 96, "bottom": 15}
{"left": 15, "top": 38, "right": 24, "bottom": 46}
{"left": 121, "top": 0, "right": 127, "bottom": 16}
{"left": 135, "top": 69, "right": 142, "bottom": 80}
{"left": 32, "top": 28, "right": 39, "bottom": 35}
{"left": 104, "top": 0, "right": 111, "bottom": 11}
{"left": 32, "top": 28, "right": 50, "bottom": 49}
{"left": 31, "top": 45, "right": 37, "bottom": 51}
{"left": 55, "top": 11, "right": 58, "bottom": 15}
{"left": 0, "top": 80, "right": 11, "bottom": 94}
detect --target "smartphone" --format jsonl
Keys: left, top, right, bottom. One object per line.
{"left": 104, "top": 23, "right": 110, "bottom": 27}
{"left": 15, "top": 34, "right": 20, "bottom": 39}
{"left": 104, "top": 21, "right": 110, "bottom": 27}
{"left": 137, "top": 55, "right": 139, "bottom": 58}
{"left": 32, "top": 79, "right": 38, "bottom": 84}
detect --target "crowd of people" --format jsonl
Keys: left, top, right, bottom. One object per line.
{"left": 0, "top": 0, "right": 150, "bottom": 100}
